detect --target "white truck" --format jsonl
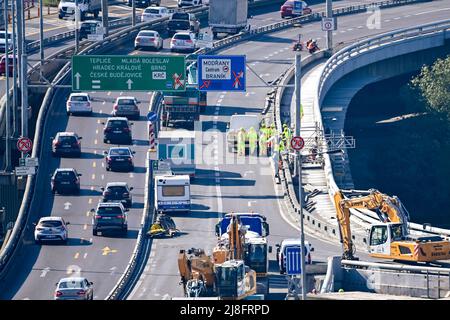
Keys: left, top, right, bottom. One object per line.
{"left": 58, "top": 0, "right": 101, "bottom": 21}
{"left": 157, "top": 130, "right": 196, "bottom": 177}
{"left": 208, "top": 0, "right": 248, "bottom": 38}
{"left": 154, "top": 174, "right": 191, "bottom": 213}
{"left": 226, "top": 114, "right": 260, "bottom": 153}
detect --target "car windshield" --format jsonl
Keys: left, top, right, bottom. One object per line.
{"left": 40, "top": 221, "right": 63, "bottom": 228}
{"left": 139, "top": 31, "right": 156, "bottom": 37}
{"left": 58, "top": 136, "right": 77, "bottom": 143}
{"left": 107, "top": 186, "right": 127, "bottom": 193}
{"left": 117, "top": 99, "right": 136, "bottom": 105}
{"left": 172, "top": 13, "right": 189, "bottom": 20}
{"left": 97, "top": 206, "right": 123, "bottom": 215}
{"left": 107, "top": 120, "right": 127, "bottom": 128}
{"left": 71, "top": 95, "right": 88, "bottom": 102}
{"left": 109, "top": 149, "right": 130, "bottom": 156}
{"left": 59, "top": 280, "right": 83, "bottom": 289}
{"left": 145, "top": 8, "right": 160, "bottom": 14}
{"left": 174, "top": 34, "right": 191, "bottom": 40}
{"left": 55, "top": 171, "right": 76, "bottom": 180}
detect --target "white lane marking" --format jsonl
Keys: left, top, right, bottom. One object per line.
{"left": 384, "top": 19, "right": 391, "bottom": 22}
{"left": 248, "top": 201, "right": 256, "bottom": 207}
{"left": 107, "top": 92, "right": 111, "bottom": 96}
{"left": 90, "top": 186, "right": 94, "bottom": 191}
{"left": 88, "top": 198, "right": 93, "bottom": 204}
{"left": 243, "top": 170, "right": 254, "bottom": 177}
{"left": 217, "top": 99, "right": 223, "bottom": 104}
{"left": 129, "top": 173, "right": 134, "bottom": 178}
{"left": 86, "top": 211, "right": 90, "bottom": 217}
{"left": 97, "top": 119, "right": 101, "bottom": 124}
{"left": 333, "top": 32, "right": 337, "bottom": 36}
{"left": 83, "top": 253, "right": 88, "bottom": 259}
{"left": 92, "top": 162, "right": 96, "bottom": 168}
{"left": 94, "top": 139, "right": 98, "bottom": 145}
{"left": 101, "top": 174, "right": 105, "bottom": 180}
{"left": 403, "top": 15, "right": 411, "bottom": 18}
{"left": 245, "top": 92, "right": 250, "bottom": 97}
{"left": 64, "top": 202, "right": 71, "bottom": 210}
{"left": 219, "top": 94, "right": 225, "bottom": 99}
{"left": 89, "top": 238, "right": 93, "bottom": 243}
{"left": 102, "top": 162, "right": 105, "bottom": 168}
{"left": 74, "top": 252, "right": 80, "bottom": 259}
{"left": 414, "top": 8, "right": 450, "bottom": 16}
{"left": 83, "top": 224, "right": 87, "bottom": 230}
{"left": 102, "top": 101, "right": 106, "bottom": 105}
{"left": 95, "top": 129, "right": 99, "bottom": 134}
{"left": 214, "top": 166, "right": 223, "bottom": 216}
{"left": 357, "top": 25, "right": 363, "bottom": 29}
{"left": 99, "top": 109, "right": 102, "bottom": 114}
{"left": 40, "top": 267, "right": 50, "bottom": 278}
{"left": 347, "top": 28, "right": 353, "bottom": 31}
{"left": 120, "top": 92, "right": 123, "bottom": 96}
{"left": 394, "top": 16, "right": 401, "bottom": 20}
{"left": 162, "top": 294, "right": 171, "bottom": 300}
{"left": 340, "top": 30, "right": 346, "bottom": 33}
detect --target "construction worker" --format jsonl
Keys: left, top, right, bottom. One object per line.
{"left": 267, "top": 123, "right": 276, "bottom": 156}
{"left": 237, "top": 127, "right": 246, "bottom": 156}
{"left": 259, "top": 130, "right": 268, "bottom": 157}
{"left": 248, "top": 127, "right": 258, "bottom": 156}
{"left": 283, "top": 124, "right": 292, "bottom": 151}
{"left": 278, "top": 137, "right": 286, "bottom": 154}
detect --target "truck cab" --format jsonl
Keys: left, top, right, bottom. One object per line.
{"left": 58, "top": 0, "right": 101, "bottom": 21}
{"left": 155, "top": 174, "right": 191, "bottom": 213}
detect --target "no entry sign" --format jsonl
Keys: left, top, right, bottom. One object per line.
{"left": 17, "top": 137, "right": 32, "bottom": 153}
{"left": 291, "top": 136, "right": 305, "bottom": 151}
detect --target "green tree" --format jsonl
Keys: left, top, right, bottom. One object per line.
{"left": 410, "top": 55, "right": 450, "bottom": 119}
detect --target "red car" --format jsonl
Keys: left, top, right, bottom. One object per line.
{"left": 0, "top": 55, "right": 16, "bottom": 76}
{"left": 280, "top": 1, "right": 312, "bottom": 19}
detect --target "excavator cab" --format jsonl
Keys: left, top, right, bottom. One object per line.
{"left": 215, "top": 260, "right": 256, "bottom": 299}
{"left": 244, "top": 239, "right": 271, "bottom": 275}
{"left": 368, "top": 222, "right": 404, "bottom": 257}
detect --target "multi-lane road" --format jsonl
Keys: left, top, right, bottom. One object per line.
{"left": 1, "top": 0, "right": 449, "bottom": 300}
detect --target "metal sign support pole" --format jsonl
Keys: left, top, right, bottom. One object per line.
{"left": 132, "top": 0, "right": 136, "bottom": 27}
{"left": 4, "top": 0, "right": 11, "bottom": 171}
{"left": 101, "top": 0, "right": 109, "bottom": 37}
{"left": 75, "top": 0, "right": 79, "bottom": 53}
{"left": 326, "top": 0, "right": 333, "bottom": 50}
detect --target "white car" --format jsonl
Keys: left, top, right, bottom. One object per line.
{"left": 55, "top": 277, "right": 94, "bottom": 300}
{"left": 34, "top": 216, "right": 69, "bottom": 244}
{"left": 66, "top": 92, "right": 92, "bottom": 115}
{"left": 141, "top": 6, "right": 170, "bottom": 22}
{"left": 178, "top": 0, "right": 203, "bottom": 7}
{"left": 134, "top": 30, "right": 163, "bottom": 51}
{"left": 276, "top": 239, "right": 314, "bottom": 274}
{"left": 170, "top": 32, "right": 196, "bottom": 53}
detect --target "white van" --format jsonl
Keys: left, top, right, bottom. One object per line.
{"left": 155, "top": 174, "right": 191, "bottom": 213}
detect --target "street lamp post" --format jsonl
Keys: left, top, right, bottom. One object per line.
{"left": 75, "top": 0, "right": 79, "bottom": 53}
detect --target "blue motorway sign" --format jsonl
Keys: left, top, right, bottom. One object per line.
{"left": 197, "top": 55, "right": 246, "bottom": 92}
{"left": 293, "top": 0, "right": 303, "bottom": 15}
{"left": 286, "top": 246, "right": 302, "bottom": 275}
{"left": 147, "top": 111, "right": 158, "bottom": 122}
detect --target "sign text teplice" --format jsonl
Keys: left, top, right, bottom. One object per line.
{"left": 72, "top": 55, "right": 186, "bottom": 92}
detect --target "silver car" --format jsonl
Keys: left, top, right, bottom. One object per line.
{"left": 34, "top": 217, "right": 69, "bottom": 244}
{"left": 134, "top": 30, "right": 163, "bottom": 51}
{"left": 55, "top": 277, "right": 94, "bottom": 300}
{"left": 170, "top": 32, "right": 197, "bottom": 53}
{"left": 66, "top": 92, "right": 93, "bottom": 115}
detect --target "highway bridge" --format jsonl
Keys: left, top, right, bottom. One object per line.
{"left": 0, "top": 0, "right": 450, "bottom": 300}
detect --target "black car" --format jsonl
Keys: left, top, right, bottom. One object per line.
{"left": 104, "top": 147, "right": 135, "bottom": 172}
{"left": 128, "top": 0, "right": 160, "bottom": 7}
{"left": 101, "top": 182, "right": 133, "bottom": 207}
{"left": 103, "top": 117, "right": 133, "bottom": 144}
{"left": 51, "top": 132, "right": 82, "bottom": 157}
{"left": 51, "top": 168, "right": 82, "bottom": 194}
{"left": 91, "top": 202, "right": 128, "bottom": 236}
{"left": 78, "top": 21, "right": 101, "bottom": 41}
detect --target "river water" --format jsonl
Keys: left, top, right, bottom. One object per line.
{"left": 344, "top": 73, "right": 450, "bottom": 228}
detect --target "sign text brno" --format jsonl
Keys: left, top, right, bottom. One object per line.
{"left": 72, "top": 55, "right": 186, "bottom": 92}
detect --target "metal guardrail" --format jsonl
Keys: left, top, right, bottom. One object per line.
{"left": 316, "top": 18, "right": 450, "bottom": 237}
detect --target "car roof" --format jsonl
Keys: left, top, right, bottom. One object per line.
{"left": 139, "top": 30, "right": 157, "bottom": 34}
{"left": 70, "top": 92, "right": 89, "bottom": 96}
{"left": 116, "top": 96, "right": 136, "bottom": 100}
{"left": 97, "top": 202, "right": 125, "bottom": 208}
{"left": 148, "top": 6, "right": 167, "bottom": 10}
{"left": 39, "top": 216, "right": 64, "bottom": 222}
{"left": 58, "top": 277, "right": 86, "bottom": 283}
{"left": 106, "top": 182, "right": 129, "bottom": 187}
{"left": 280, "top": 239, "right": 311, "bottom": 247}
{"left": 174, "top": 31, "right": 192, "bottom": 36}
{"left": 109, "top": 147, "right": 131, "bottom": 151}
{"left": 56, "top": 132, "right": 77, "bottom": 137}
{"left": 55, "top": 168, "right": 76, "bottom": 172}
{"left": 107, "top": 117, "right": 128, "bottom": 121}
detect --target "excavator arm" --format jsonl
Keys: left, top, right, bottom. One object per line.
{"left": 333, "top": 191, "right": 357, "bottom": 260}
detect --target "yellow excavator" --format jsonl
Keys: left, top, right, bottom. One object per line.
{"left": 334, "top": 189, "right": 450, "bottom": 263}
{"left": 177, "top": 247, "right": 257, "bottom": 299}
{"left": 177, "top": 215, "right": 257, "bottom": 299}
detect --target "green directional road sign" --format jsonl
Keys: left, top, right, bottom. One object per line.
{"left": 72, "top": 55, "right": 186, "bottom": 92}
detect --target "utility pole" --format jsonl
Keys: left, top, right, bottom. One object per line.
{"left": 39, "top": 0, "right": 44, "bottom": 63}
{"left": 4, "top": 0, "right": 10, "bottom": 170}
{"left": 132, "top": 0, "right": 136, "bottom": 27}
{"left": 326, "top": 0, "right": 333, "bottom": 50}
{"left": 294, "top": 53, "right": 307, "bottom": 300}
{"left": 75, "top": 0, "right": 79, "bottom": 53}
{"left": 101, "top": 0, "right": 109, "bottom": 37}
{"left": 11, "top": 0, "right": 17, "bottom": 136}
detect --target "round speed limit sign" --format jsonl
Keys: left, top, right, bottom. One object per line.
{"left": 291, "top": 136, "right": 305, "bottom": 151}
